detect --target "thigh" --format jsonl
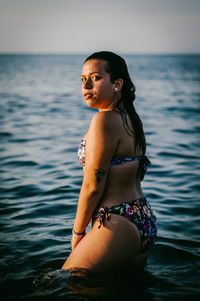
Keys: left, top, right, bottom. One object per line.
{"left": 62, "top": 214, "right": 141, "bottom": 273}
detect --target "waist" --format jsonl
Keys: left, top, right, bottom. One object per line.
{"left": 98, "top": 184, "right": 144, "bottom": 209}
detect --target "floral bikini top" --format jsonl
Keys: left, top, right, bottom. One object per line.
{"left": 78, "top": 139, "right": 151, "bottom": 181}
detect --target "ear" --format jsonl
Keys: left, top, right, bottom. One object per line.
{"left": 113, "top": 78, "right": 124, "bottom": 92}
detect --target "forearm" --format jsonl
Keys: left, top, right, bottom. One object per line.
{"left": 73, "top": 183, "right": 103, "bottom": 233}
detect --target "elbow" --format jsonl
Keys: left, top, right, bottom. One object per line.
{"left": 83, "top": 182, "right": 102, "bottom": 199}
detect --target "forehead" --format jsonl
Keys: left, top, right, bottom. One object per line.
{"left": 82, "top": 59, "right": 108, "bottom": 75}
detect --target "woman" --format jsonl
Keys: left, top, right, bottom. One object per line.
{"left": 62, "top": 51, "right": 157, "bottom": 273}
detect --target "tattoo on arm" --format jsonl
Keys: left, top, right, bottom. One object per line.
{"left": 94, "top": 168, "right": 106, "bottom": 183}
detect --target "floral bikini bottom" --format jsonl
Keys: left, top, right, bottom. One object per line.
{"left": 93, "top": 197, "right": 157, "bottom": 253}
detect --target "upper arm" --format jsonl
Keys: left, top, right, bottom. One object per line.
{"left": 83, "top": 111, "right": 119, "bottom": 186}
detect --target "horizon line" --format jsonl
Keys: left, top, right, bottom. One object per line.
{"left": 0, "top": 51, "right": 200, "bottom": 56}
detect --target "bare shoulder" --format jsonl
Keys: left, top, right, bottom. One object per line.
{"left": 90, "top": 111, "right": 121, "bottom": 131}
{"left": 87, "top": 111, "right": 120, "bottom": 156}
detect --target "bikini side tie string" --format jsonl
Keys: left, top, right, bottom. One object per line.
{"left": 97, "top": 206, "right": 111, "bottom": 228}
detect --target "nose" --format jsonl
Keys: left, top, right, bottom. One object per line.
{"left": 82, "top": 78, "right": 93, "bottom": 89}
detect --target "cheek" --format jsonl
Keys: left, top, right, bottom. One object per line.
{"left": 97, "top": 83, "right": 113, "bottom": 98}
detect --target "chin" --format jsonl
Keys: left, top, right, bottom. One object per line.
{"left": 85, "top": 100, "right": 98, "bottom": 108}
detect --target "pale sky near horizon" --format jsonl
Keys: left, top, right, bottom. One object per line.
{"left": 0, "top": 0, "right": 200, "bottom": 54}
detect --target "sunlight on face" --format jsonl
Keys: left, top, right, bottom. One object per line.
{"left": 81, "top": 59, "right": 116, "bottom": 111}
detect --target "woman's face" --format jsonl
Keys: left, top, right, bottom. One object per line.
{"left": 81, "top": 59, "right": 117, "bottom": 111}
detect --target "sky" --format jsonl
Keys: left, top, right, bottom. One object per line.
{"left": 0, "top": 0, "right": 200, "bottom": 54}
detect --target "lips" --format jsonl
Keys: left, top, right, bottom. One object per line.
{"left": 84, "top": 92, "right": 94, "bottom": 99}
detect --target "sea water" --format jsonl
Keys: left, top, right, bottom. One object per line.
{"left": 0, "top": 54, "right": 200, "bottom": 300}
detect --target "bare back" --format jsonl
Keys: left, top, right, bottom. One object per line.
{"left": 84, "top": 111, "right": 144, "bottom": 209}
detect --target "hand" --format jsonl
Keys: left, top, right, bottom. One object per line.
{"left": 71, "top": 233, "right": 85, "bottom": 251}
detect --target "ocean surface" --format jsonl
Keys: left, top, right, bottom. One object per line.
{"left": 0, "top": 54, "right": 200, "bottom": 300}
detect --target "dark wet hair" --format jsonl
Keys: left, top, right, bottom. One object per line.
{"left": 85, "top": 51, "right": 146, "bottom": 155}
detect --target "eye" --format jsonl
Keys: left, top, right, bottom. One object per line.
{"left": 81, "top": 77, "right": 86, "bottom": 83}
{"left": 92, "top": 75, "right": 100, "bottom": 81}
